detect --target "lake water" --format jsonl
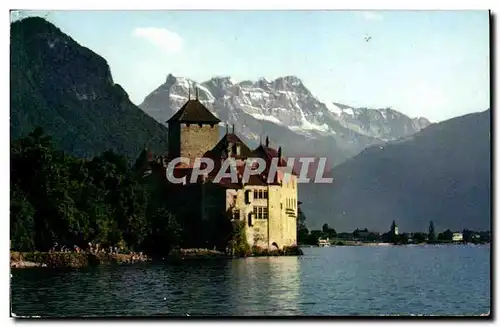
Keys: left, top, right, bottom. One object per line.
{"left": 10, "top": 245, "right": 490, "bottom": 317}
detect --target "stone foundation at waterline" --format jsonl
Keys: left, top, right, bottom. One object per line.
{"left": 10, "top": 246, "right": 304, "bottom": 269}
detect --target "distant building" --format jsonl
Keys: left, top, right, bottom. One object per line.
{"left": 318, "top": 238, "right": 330, "bottom": 247}
{"left": 452, "top": 232, "right": 463, "bottom": 242}
{"left": 146, "top": 89, "right": 298, "bottom": 250}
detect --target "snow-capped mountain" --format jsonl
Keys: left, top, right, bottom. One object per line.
{"left": 330, "top": 102, "right": 431, "bottom": 141}
{"left": 139, "top": 74, "right": 431, "bottom": 166}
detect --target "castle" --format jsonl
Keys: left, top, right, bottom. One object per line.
{"left": 148, "top": 89, "right": 298, "bottom": 250}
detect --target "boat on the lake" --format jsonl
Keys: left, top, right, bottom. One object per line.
{"left": 318, "top": 238, "right": 331, "bottom": 247}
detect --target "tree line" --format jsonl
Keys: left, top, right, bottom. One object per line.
{"left": 297, "top": 217, "right": 491, "bottom": 245}
{"left": 10, "top": 128, "right": 234, "bottom": 257}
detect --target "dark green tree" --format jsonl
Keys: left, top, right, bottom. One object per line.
{"left": 462, "top": 229, "right": 473, "bottom": 243}
{"left": 297, "top": 207, "right": 309, "bottom": 244}
{"left": 390, "top": 220, "right": 397, "bottom": 235}
{"left": 428, "top": 221, "right": 436, "bottom": 242}
{"left": 413, "top": 232, "right": 427, "bottom": 243}
{"left": 443, "top": 229, "right": 453, "bottom": 241}
{"left": 10, "top": 187, "right": 35, "bottom": 251}
{"left": 388, "top": 220, "right": 398, "bottom": 243}
{"left": 327, "top": 228, "right": 337, "bottom": 238}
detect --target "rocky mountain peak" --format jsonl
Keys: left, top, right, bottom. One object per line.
{"left": 139, "top": 73, "right": 432, "bottom": 167}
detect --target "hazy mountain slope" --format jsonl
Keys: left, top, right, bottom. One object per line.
{"left": 300, "top": 109, "right": 491, "bottom": 232}
{"left": 10, "top": 17, "right": 169, "bottom": 162}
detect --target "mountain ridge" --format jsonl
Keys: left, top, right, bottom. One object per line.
{"left": 299, "top": 109, "right": 491, "bottom": 232}
{"left": 10, "top": 17, "right": 169, "bottom": 162}
{"left": 140, "top": 73, "right": 431, "bottom": 167}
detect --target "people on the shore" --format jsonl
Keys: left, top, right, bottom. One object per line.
{"left": 48, "top": 241, "right": 134, "bottom": 256}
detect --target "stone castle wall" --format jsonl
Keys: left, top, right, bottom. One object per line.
{"left": 180, "top": 124, "right": 219, "bottom": 161}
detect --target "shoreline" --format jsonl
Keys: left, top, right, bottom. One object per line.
{"left": 11, "top": 242, "right": 488, "bottom": 269}
{"left": 10, "top": 246, "right": 304, "bottom": 269}
{"left": 10, "top": 251, "right": 152, "bottom": 269}
{"left": 300, "top": 241, "right": 490, "bottom": 247}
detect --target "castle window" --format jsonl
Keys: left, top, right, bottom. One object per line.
{"left": 248, "top": 213, "right": 253, "bottom": 227}
{"left": 233, "top": 209, "right": 240, "bottom": 220}
{"left": 254, "top": 190, "right": 258, "bottom": 199}
{"left": 245, "top": 190, "right": 250, "bottom": 204}
{"left": 251, "top": 206, "right": 268, "bottom": 219}
{"left": 236, "top": 145, "right": 241, "bottom": 156}
{"left": 263, "top": 190, "right": 268, "bottom": 199}
{"left": 258, "top": 190, "right": 263, "bottom": 199}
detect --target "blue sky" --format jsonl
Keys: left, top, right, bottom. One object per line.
{"left": 13, "top": 10, "right": 490, "bottom": 122}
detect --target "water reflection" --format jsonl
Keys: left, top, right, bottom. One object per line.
{"left": 160, "top": 260, "right": 232, "bottom": 316}
{"left": 11, "top": 246, "right": 490, "bottom": 317}
{"left": 229, "top": 256, "right": 300, "bottom": 315}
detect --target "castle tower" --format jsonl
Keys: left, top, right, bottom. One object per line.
{"left": 166, "top": 87, "right": 221, "bottom": 163}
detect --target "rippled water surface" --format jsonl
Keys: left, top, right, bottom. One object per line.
{"left": 11, "top": 245, "right": 490, "bottom": 317}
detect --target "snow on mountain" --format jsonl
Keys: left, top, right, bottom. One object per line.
{"left": 332, "top": 102, "right": 431, "bottom": 141}
{"left": 139, "top": 74, "right": 431, "bottom": 166}
{"left": 325, "top": 102, "right": 343, "bottom": 114}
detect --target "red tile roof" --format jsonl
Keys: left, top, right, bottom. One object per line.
{"left": 252, "top": 144, "right": 299, "bottom": 176}
{"left": 210, "top": 133, "right": 253, "bottom": 159}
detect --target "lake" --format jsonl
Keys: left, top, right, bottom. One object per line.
{"left": 10, "top": 245, "right": 490, "bottom": 317}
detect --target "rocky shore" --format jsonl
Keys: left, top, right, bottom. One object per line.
{"left": 11, "top": 245, "right": 304, "bottom": 269}
{"left": 166, "top": 245, "right": 303, "bottom": 260}
{"left": 10, "top": 251, "right": 150, "bottom": 269}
